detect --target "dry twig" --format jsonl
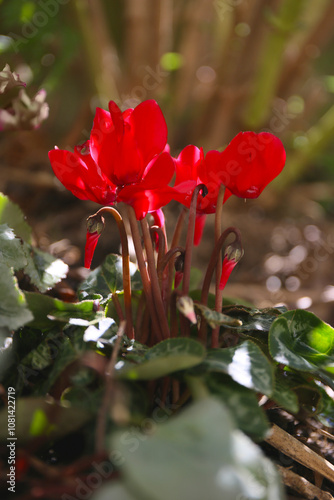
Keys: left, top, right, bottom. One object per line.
{"left": 266, "top": 424, "right": 334, "bottom": 484}
{"left": 277, "top": 465, "right": 334, "bottom": 500}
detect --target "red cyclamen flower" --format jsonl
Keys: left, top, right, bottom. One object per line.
{"left": 49, "top": 100, "right": 175, "bottom": 220}
{"left": 173, "top": 132, "right": 286, "bottom": 243}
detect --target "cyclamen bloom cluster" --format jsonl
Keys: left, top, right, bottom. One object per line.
{"left": 49, "top": 100, "right": 286, "bottom": 277}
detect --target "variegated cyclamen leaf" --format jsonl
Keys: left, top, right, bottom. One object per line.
{"left": 195, "top": 303, "right": 242, "bottom": 328}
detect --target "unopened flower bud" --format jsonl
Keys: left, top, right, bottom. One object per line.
{"left": 87, "top": 215, "right": 105, "bottom": 235}
{"left": 224, "top": 243, "right": 244, "bottom": 263}
{"left": 174, "top": 252, "right": 185, "bottom": 273}
{"left": 219, "top": 240, "right": 244, "bottom": 291}
{"left": 176, "top": 295, "right": 197, "bottom": 324}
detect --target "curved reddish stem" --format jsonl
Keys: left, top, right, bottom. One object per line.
{"left": 90, "top": 207, "right": 134, "bottom": 340}
{"left": 212, "top": 185, "right": 226, "bottom": 347}
{"left": 126, "top": 206, "right": 164, "bottom": 342}
{"left": 181, "top": 184, "right": 207, "bottom": 337}
{"left": 182, "top": 184, "right": 207, "bottom": 296}
{"left": 158, "top": 246, "right": 184, "bottom": 285}
{"left": 141, "top": 218, "right": 170, "bottom": 340}
{"left": 150, "top": 225, "right": 166, "bottom": 277}
{"left": 165, "top": 207, "right": 187, "bottom": 306}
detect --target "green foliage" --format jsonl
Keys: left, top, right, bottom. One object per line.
{"left": 79, "top": 253, "right": 142, "bottom": 301}
{"left": 0, "top": 262, "right": 33, "bottom": 333}
{"left": 0, "top": 193, "right": 31, "bottom": 242}
{"left": 0, "top": 194, "right": 68, "bottom": 335}
{"left": 199, "top": 341, "right": 274, "bottom": 396}
{"left": 0, "top": 396, "right": 91, "bottom": 444}
{"left": 106, "top": 398, "right": 284, "bottom": 500}
{"left": 194, "top": 303, "right": 242, "bottom": 328}
{"left": 269, "top": 310, "right": 334, "bottom": 389}
{"left": 1, "top": 196, "right": 334, "bottom": 498}
{"left": 115, "top": 338, "right": 205, "bottom": 380}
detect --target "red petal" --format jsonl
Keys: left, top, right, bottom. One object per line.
{"left": 131, "top": 100, "right": 168, "bottom": 165}
{"left": 219, "top": 256, "right": 237, "bottom": 290}
{"left": 118, "top": 184, "right": 175, "bottom": 219}
{"left": 84, "top": 231, "right": 101, "bottom": 268}
{"left": 91, "top": 107, "right": 143, "bottom": 185}
{"left": 194, "top": 214, "right": 206, "bottom": 246}
{"left": 174, "top": 145, "right": 203, "bottom": 185}
{"left": 142, "top": 152, "right": 175, "bottom": 187}
{"left": 109, "top": 101, "right": 124, "bottom": 142}
{"left": 172, "top": 180, "right": 198, "bottom": 208}
{"left": 48, "top": 147, "right": 115, "bottom": 204}
{"left": 216, "top": 132, "right": 286, "bottom": 199}
{"left": 151, "top": 208, "right": 165, "bottom": 228}
{"left": 90, "top": 107, "right": 114, "bottom": 162}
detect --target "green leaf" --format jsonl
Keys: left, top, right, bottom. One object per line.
{"left": 271, "top": 370, "right": 299, "bottom": 414}
{"left": 22, "top": 338, "right": 54, "bottom": 371}
{"left": 61, "top": 386, "right": 103, "bottom": 412}
{"left": 23, "top": 246, "right": 68, "bottom": 293}
{"left": 79, "top": 254, "right": 142, "bottom": 300}
{"left": 105, "top": 290, "right": 142, "bottom": 327}
{"left": 92, "top": 482, "right": 138, "bottom": 500}
{"left": 24, "top": 291, "right": 99, "bottom": 329}
{"left": 200, "top": 340, "right": 274, "bottom": 396}
{"left": 111, "top": 398, "right": 284, "bottom": 500}
{"left": 0, "top": 397, "right": 91, "bottom": 444}
{"left": 0, "top": 224, "right": 27, "bottom": 269}
{"left": 83, "top": 317, "right": 118, "bottom": 342}
{"left": 35, "top": 336, "right": 78, "bottom": 395}
{"left": 269, "top": 310, "right": 334, "bottom": 388}
{"left": 206, "top": 374, "right": 270, "bottom": 440}
{"left": 116, "top": 338, "right": 205, "bottom": 380}
{"left": 194, "top": 303, "right": 242, "bottom": 328}
{"left": 316, "top": 384, "right": 334, "bottom": 427}
{"left": 222, "top": 305, "right": 286, "bottom": 332}
{"left": 0, "top": 263, "right": 33, "bottom": 330}
{"left": 0, "top": 193, "right": 32, "bottom": 242}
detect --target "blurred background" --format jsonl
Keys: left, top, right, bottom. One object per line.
{"left": 1, "top": 0, "right": 334, "bottom": 321}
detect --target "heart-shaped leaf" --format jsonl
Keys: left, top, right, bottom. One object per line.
{"left": 115, "top": 338, "right": 205, "bottom": 380}
{"left": 206, "top": 374, "right": 270, "bottom": 440}
{"left": 200, "top": 340, "right": 274, "bottom": 396}
{"left": 269, "top": 310, "right": 334, "bottom": 389}
{"left": 79, "top": 254, "right": 142, "bottom": 300}
{"left": 0, "top": 193, "right": 32, "bottom": 243}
